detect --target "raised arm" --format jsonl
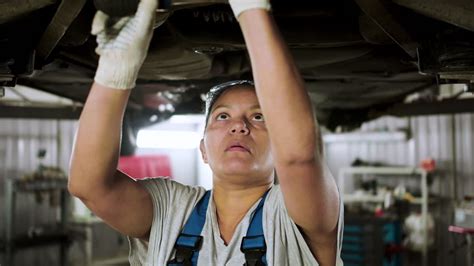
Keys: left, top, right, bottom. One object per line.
{"left": 68, "top": 0, "right": 157, "bottom": 239}
{"left": 230, "top": 2, "right": 340, "bottom": 263}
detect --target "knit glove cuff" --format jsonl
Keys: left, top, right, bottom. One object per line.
{"left": 229, "top": 0, "right": 271, "bottom": 20}
{"left": 94, "top": 48, "right": 143, "bottom": 90}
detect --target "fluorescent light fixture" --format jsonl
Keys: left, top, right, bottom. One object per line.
{"left": 323, "top": 131, "right": 407, "bottom": 143}
{"left": 169, "top": 114, "right": 206, "bottom": 124}
{"left": 4, "top": 85, "right": 74, "bottom": 103}
{"left": 136, "top": 130, "right": 202, "bottom": 149}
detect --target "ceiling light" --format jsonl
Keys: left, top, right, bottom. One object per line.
{"left": 136, "top": 130, "right": 201, "bottom": 149}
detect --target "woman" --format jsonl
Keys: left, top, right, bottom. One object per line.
{"left": 68, "top": 0, "right": 343, "bottom": 265}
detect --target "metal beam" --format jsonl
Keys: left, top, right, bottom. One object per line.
{"left": 354, "top": 0, "right": 418, "bottom": 58}
{"left": 36, "top": 0, "right": 87, "bottom": 61}
{"left": 387, "top": 97, "right": 474, "bottom": 116}
{"left": 0, "top": 105, "right": 82, "bottom": 119}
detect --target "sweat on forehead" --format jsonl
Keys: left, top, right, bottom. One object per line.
{"left": 204, "top": 80, "right": 255, "bottom": 126}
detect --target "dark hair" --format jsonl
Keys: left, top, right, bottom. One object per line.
{"left": 204, "top": 80, "right": 255, "bottom": 128}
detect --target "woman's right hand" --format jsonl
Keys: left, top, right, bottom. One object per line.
{"left": 92, "top": 0, "right": 157, "bottom": 90}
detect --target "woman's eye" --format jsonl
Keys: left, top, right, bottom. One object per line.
{"left": 252, "top": 113, "right": 265, "bottom": 122}
{"left": 216, "top": 113, "right": 229, "bottom": 120}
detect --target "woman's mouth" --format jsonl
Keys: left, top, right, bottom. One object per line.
{"left": 226, "top": 142, "right": 250, "bottom": 153}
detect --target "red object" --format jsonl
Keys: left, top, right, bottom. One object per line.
{"left": 374, "top": 207, "right": 384, "bottom": 217}
{"left": 385, "top": 244, "right": 404, "bottom": 255}
{"left": 420, "top": 158, "right": 436, "bottom": 172}
{"left": 118, "top": 155, "right": 172, "bottom": 179}
{"left": 449, "top": 225, "right": 474, "bottom": 235}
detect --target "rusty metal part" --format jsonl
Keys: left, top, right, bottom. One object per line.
{"left": 36, "top": 0, "right": 87, "bottom": 61}
{"left": 0, "top": 0, "right": 57, "bottom": 24}
{"left": 393, "top": 0, "right": 474, "bottom": 32}
{"left": 354, "top": 0, "right": 418, "bottom": 58}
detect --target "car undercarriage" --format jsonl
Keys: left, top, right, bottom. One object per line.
{"left": 1, "top": 0, "right": 474, "bottom": 132}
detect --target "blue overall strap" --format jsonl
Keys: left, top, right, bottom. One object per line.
{"left": 168, "top": 190, "right": 211, "bottom": 266}
{"left": 240, "top": 190, "right": 270, "bottom": 266}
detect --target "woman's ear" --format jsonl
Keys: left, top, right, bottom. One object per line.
{"left": 199, "top": 139, "right": 208, "bottom": 163}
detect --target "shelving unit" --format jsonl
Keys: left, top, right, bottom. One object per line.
{"left": 1, "top": 177, "right": 72, "bottom": 266}
{"left": 338, "top": 166, "right": 429, "bottom": 266}
{"left": 70, "top": 217, "right": 129, "bottom": 266}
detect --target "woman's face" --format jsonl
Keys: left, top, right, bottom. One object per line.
{"left": 200, "top": 86, "right": 274, "bottom": 185}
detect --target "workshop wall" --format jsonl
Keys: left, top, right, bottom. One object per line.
{"left": 134, "top": 115, "right": 205, "bottom": 186}
{"left": 2, "top": 113, "right": 472, "bottom": 265}
{"left": 325, "top": 114, "right": 474, "bottom": 200}
{"left": 0, "top": 118, "right": 76, "bottom": 265}
{"left": 0, "top": 116, "right": 205, "bottom": 265}
{"left": 325, "top": 114, "right": 474, "bottom": 266}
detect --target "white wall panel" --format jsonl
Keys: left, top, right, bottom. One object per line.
{"left": 0, "top": 118, "right": 77, "bottom": 266}
{"left": 325, "top": 113, "right": 474, "bottom": 266}
{"left": 326, "top": 114, "right": 474, "bottom": 197}
{"left": 455, "top": 114, "right": 474, "bottom": 199}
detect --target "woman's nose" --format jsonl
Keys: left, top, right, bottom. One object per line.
{"left": 229, "top": 120, "right": 250, "bottom": 135}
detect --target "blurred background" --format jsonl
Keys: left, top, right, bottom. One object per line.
{"left": 0, "top": 85, "right": 474, "bottom": 266}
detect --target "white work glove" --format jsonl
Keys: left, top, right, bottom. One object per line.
{"left": 228, "top": 0, "right": 271, "bottom": 20}
{"left": 92, "top": 0, "right": 157, "bottom": 90}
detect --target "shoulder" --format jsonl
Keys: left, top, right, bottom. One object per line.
{"left": 263, "top": 184, "right": 344, "bottom": 265}
{"left": 265, "top": 184, "right": 284, "bottom": 208}
{"left": 128, "top": 178, "right": 208, "bottom": 265}
{"left": 262, "top": 185, "right": 319, "bottom": 264}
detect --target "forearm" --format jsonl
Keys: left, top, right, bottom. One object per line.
{"left": 239, "top": 10, "right": 321, "bottom": 164}
{"left": 238, "top": 9, "right": 340, "bottom": 238}
{"left": 69, "top": 83, "right": 131, "bottom": 198}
